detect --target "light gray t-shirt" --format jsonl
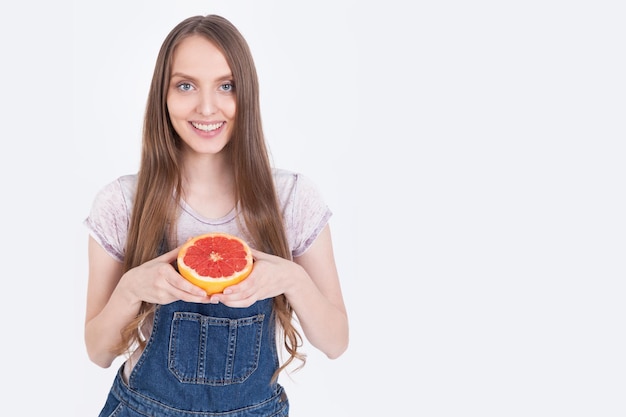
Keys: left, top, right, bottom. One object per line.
{"left": 84, "top": 168, "right": 331, "bottom": 262}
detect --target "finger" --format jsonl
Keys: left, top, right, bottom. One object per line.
{"left": 169, "top": 272, "right": 209, "bottom": 297}
{"left": 158, "top": 245, "right": 183, "bottom": 263}
{"left": 214, "top": 295, "right": 255, "bottom": 309}
{"left": 172, "top": 287, "right": 210, "bottom": 303}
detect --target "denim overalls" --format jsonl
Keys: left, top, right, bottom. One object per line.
{"left": 98, "top": 298, "right": 289, "bottom": 416}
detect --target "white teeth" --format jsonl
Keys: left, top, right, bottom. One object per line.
{"left": 191, "top": 121, "right": 223, "bottom": 132}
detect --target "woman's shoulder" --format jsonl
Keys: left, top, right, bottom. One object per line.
{"left": 87, "top": 173, "right": 139, "bottom": 219}
{"left": 271, "top": 167, "right": 297, "bottom": 183}
{"left": 114, "top": 173, "right": 138, "bottom": 192}
{"left": 272, "top": 168, "right": 307, "bottom": 198}
{"left": 94, "top": 173, "right": 138, "bottom": 201}
{"left": 271, "top": 167, "right": 316, "bottom": 191}
{"left": 271, "top": 167, "right": 326, "bottom": 200}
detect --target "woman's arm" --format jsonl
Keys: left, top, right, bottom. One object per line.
{"left": 288, "top": 224, "right": 349, "bottom": 359}
{"left": 211, "top": 224, "right": 349, "bottom": 359}
{"left": 84, "top": 237, "right": 139, "bottom": 368}
{"left": 84, "top": 237, "right": 210, "bottom": 368}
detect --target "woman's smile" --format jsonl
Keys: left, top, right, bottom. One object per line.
{"left": 190, "top": 121, "right": 225, "bottom": 133}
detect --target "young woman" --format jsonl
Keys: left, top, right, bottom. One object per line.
{"left": 84, "top": 14, "right": 348, "bottom": 417}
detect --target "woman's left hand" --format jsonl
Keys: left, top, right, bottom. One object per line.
{"left": 208, "top": 248, "right": 301, "bottom": 307}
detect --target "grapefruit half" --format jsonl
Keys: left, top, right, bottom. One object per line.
{"left": 177, "top": 232, "right": 253, "bottom": 295}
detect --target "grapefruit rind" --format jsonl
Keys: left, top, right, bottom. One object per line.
{"left": 177, "top": 232, "right": 253, "bottom": 295}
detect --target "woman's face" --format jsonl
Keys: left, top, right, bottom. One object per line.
{"left": 167, "top": 35, "right": 236, "bottom": 156}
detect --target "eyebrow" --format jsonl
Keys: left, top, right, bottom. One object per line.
{"left": 170, "top": 72, "right": 233, "bottom": 82}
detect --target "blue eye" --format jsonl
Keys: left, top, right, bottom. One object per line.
{"left": 177, "top": 83, "right": 193, "bottom": 92}
{"left": 220, "top": 82, "right": 234, "bottom": 92}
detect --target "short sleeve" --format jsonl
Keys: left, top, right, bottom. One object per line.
{"left": 276, "top": 170, "right": 332, "bottom": 258}
{"left": 83, "top": 176, "right": 135, "bottom": 263}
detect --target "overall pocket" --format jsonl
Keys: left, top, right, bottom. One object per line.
{"left": 168, "top": 311, "right": 264, "bottom": 385}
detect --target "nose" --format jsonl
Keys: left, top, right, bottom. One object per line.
{"left": 196, "top": 92, "right": 216, "bottom": 116}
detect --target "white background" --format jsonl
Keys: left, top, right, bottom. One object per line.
{"left": 1, "top": 0, "right": 624, "bottom": 415}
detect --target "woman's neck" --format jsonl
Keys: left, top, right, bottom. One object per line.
{"left": 181, "top": 153, "right": 236, "bottom": 219}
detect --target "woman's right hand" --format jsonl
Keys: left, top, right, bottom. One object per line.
{"left": 120, "top": 246, "right": 211, "bottom": 306}
{"left": 85, "top": 238, "right": 210, "bottom": 368}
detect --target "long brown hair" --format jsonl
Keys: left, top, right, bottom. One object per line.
{"left": 117, "top": 14, "right": 305, "bottom": 378}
